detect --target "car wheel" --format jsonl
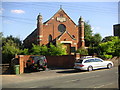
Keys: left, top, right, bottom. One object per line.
{"left": 107, "top": 63, "right": 112, "bottom": 69}
{"left": 88, "top": 66, "right": 93, "bottom": 71}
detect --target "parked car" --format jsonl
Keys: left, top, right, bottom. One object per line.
{"left": 74, "top": 56, "right": 113, "bottom": 71}
{"left": 26, "top": 56, "right": 47, "bottom": 71}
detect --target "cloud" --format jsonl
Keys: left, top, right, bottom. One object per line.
{"left": 0, "top": 8, "right": 4, "bottom": 14}
{"left": 11, "top": 9, "right": 25, "bottom": 14}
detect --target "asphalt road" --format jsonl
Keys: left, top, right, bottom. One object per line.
{"left": 2, "top": 67, "right": 119, "bottom": 89}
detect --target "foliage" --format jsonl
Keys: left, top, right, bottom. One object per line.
{"left": 113, "top": 37, "right": 120, "bottom": 57}
{"left": 84, "top": 21, "right": 93, "bottom": 47}
{"left": 88, "top": 46, "right": 100, "bottom": 56}
{"left": 2, "top": 34, "right": 28, "bottom": 63}
{"left": 0, "top": 32, "right": 3, "bottom": 50}
{"left": 102, "top": 36, "right": 117, "bottom": 42}
{"left": 98, "top": 36, "right": 120, "bottom": 59}
{"left": 76, "top": 47, "right": 88, "bottom": 55}
{"left": 2, "top": 39, "right": 20, "bottom": 63}
{"left": 49, "top": 43, "right": 67, "bottom": 56}
{"left": 20, "top": 49, "right": 29, "bottom": 55}
{"left": 30, "top": 43, "right": 67, "bottom": 56}
{"left": 2, "top": 35, "right": 22, "bottom": 49}
{"left": 91, "top": 33, "right": 102, "bottom": 47}
{"left": 84, "top": 22, "right": 102, "bottom": 47}
{"left": 30, "top": 44, "right": 41, "bottom": 55}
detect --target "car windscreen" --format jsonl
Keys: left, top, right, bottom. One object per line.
{"left": 75, "top": 60, "right": 83, "bottom": 63}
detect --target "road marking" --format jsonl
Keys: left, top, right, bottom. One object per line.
{"left": 94, "top": 83, "right": 113, "bottom": 88}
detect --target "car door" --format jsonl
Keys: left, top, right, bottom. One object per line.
{"left": 90, "top": 59, "right": 99, "bottom": 69}
{"left": 94, "top": 58, "right": 104, "bottom": 68}
{"left": 84, "top": 59, "right": 96, "bottom": 69}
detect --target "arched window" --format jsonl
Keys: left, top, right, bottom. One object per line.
{"left": 58, "top": 24, "right": 66, "bottom": 33}
{"left": 48, "top": 34, "right": 52, "bottom": 42}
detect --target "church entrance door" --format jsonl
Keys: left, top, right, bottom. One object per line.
{"left": 62, "top": 43, "right": 71, "bottom": 55}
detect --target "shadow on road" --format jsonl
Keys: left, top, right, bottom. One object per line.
{"left": 56, "top": 69, "right": 86, "bottom": 74}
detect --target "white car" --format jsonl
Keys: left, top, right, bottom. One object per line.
{"left": 74, "top": 57, "right": 114, "bottom": 71}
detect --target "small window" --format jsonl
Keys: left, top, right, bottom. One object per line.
{"left": 71, "top": 47, "right": 76, "bottom": 53}
{"left": 48, "top": 34, "right": 52, "bottom": 42}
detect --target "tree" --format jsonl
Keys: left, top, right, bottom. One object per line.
{"left": 90, "top": 33, "right": 102, "bottom": 47}
{"left": 2, "top": 34, "right": 25, "bottom": 63}
{"left": 2, "top": 35, "right": 22, "bottom": 48}
{"left": 84, "top": 22, "right": 102, "bottom": 47}
{"left": 98, "top": 36, "right": 120, "bottom": 59}
{"left": 2, "top": 39, "right": 20, "bottom": 63}
{"left": 84, "top": 21, "right": 93, "bottom": 47}
{"left": 76, "top": 47, "right": 88, "bottom": 55}
{"left": 0, "top": 32, "right": 3, "bottom": 49}
{"left": 102, "top": 36, "right": 117, "bottom": 42}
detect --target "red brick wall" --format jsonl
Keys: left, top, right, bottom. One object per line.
{"left": 46, "top": 55, "right": 76, "bottom": 68}
{"left": 16, "top": 55, "right": 76, "bottom": 73}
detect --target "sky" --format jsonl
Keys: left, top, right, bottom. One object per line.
{"left": 1, "top": 1, "right": 118, "bottom": 41}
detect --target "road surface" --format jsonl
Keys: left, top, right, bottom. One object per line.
{"left": 2, "top": 67, "right": 119, "bottom": 89}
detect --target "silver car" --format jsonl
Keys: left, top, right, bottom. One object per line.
{"left": 74, "top": 56, "right": 114, "bottom": 71}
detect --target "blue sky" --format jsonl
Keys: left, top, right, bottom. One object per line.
{"left": 1, "top": 1, "right": 118, "bottom": 41}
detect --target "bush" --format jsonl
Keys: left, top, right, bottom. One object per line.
{"left": 48, "top": 43, "right": 67, "bottom": 56}
{"left": 20, "top": 49, "right": 29, "bottom": 55}
{"left": 30, "top": 43, "right": 67, "bottom": 56}
{"left": 76, "top": 47, "right": 88, "bottom": 55}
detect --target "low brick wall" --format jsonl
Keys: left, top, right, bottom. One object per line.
{"left": 14, "top": 55, "right": 76, "bottom": 74}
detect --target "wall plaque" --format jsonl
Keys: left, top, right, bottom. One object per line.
{"left": 57, "top": 17, "right": 66, "bottom": 22}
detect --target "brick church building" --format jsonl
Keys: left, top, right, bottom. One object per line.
{"left": 23, "top": 8, "right": 85, "bottom": 54}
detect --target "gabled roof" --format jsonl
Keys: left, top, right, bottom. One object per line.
{"left": 56, "top": 30, "right": 76, "bottom": 40}
{"left": 43, "top": 8, "right": 77, "bottom": 26}
{"left": 23, "top": 28, "right": 37, "bottom": 41}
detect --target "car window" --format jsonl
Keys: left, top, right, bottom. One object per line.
{"left": 76, "top": 60, "right": 83, "bottom": 63}
{"left": 32, "top": 56, "right": 44, "bottom": 63}
{"left": 89, "top": 59, "right": 95, "bottom": 62}
{"left": 95, "top": 58, "right": 103, "bottom": 62}
{"left": 84, "top": 60, "right": 90, "bottom": 63}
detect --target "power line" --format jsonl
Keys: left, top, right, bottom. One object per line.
{"left": 2, "top": 16, "right": 35, "bottom": 24}
{"left": 1, "top": 15, "right": 35, "bottom": 21}
{"left": 3, "top": 2, "right": 117, "bottom": 15}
